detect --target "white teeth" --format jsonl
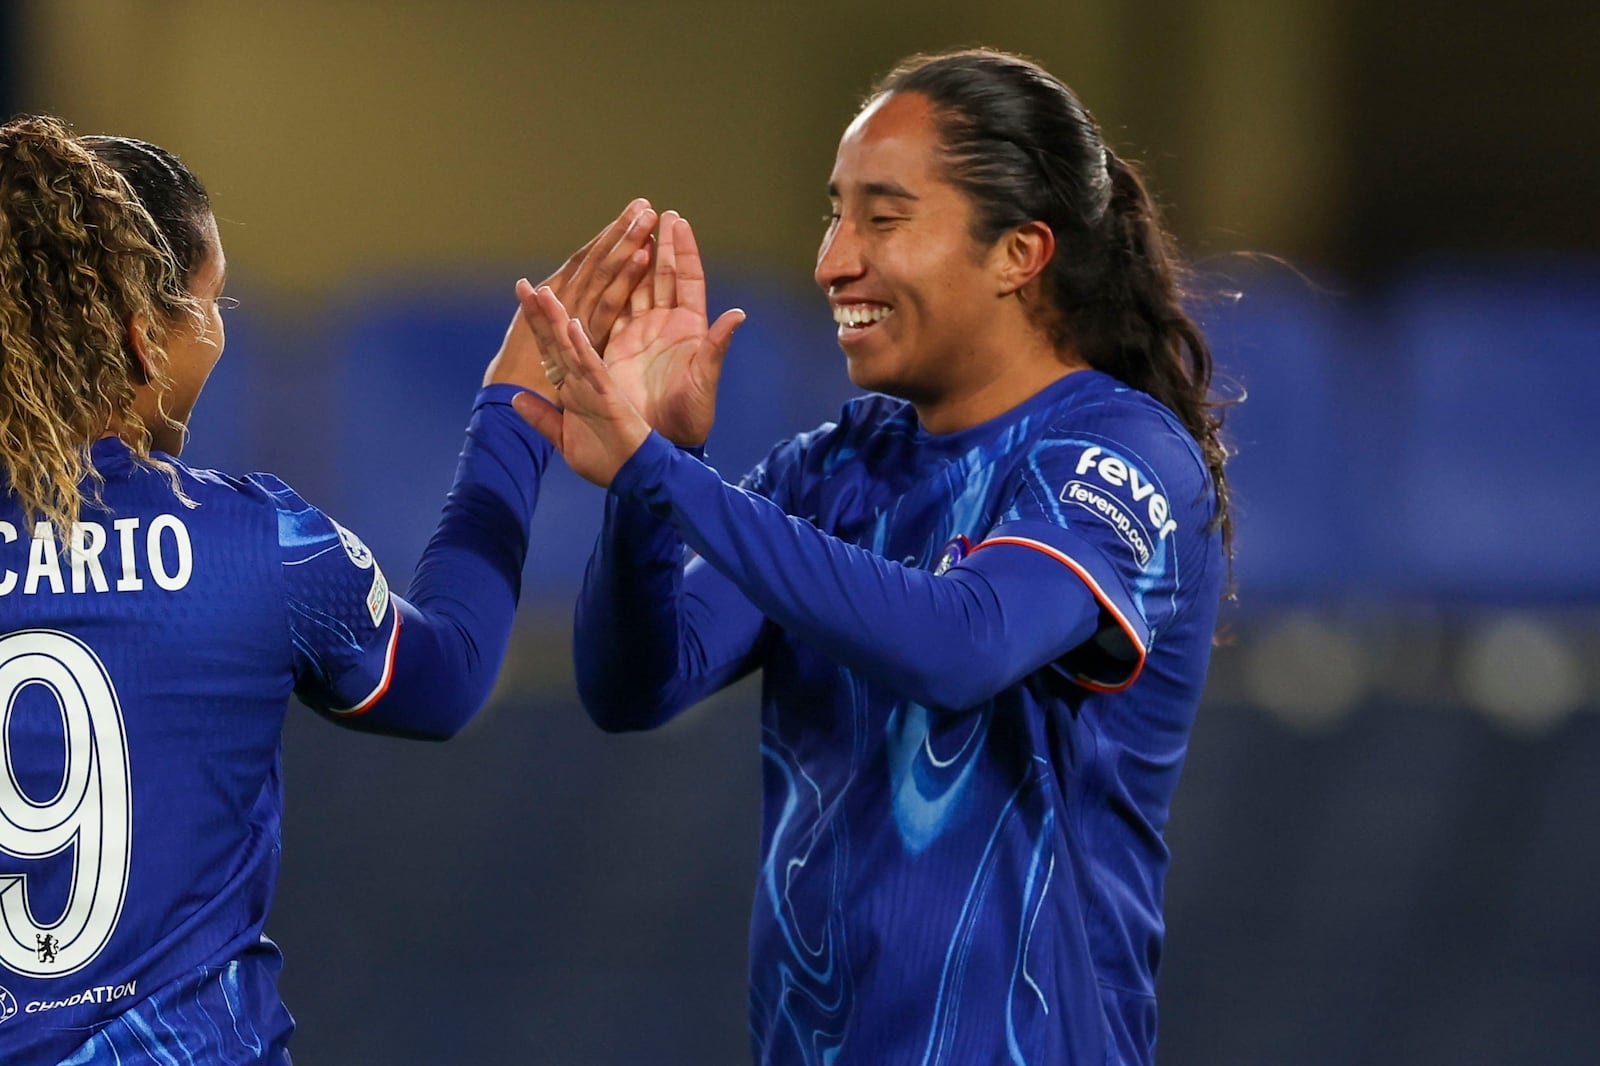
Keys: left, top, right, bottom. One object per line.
{"left": 832, "top": 304, "right": 892, "bottom": 327}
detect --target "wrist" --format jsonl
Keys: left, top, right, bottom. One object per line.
{"left": 610, "top": 430, "right": 675, "bottom": 498}
{"left": 662, "top": 433, "right": 708, "bottom": 452}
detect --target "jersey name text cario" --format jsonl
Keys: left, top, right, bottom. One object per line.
{"left": 0, "top": 516, "right": 194, "bottom": 595}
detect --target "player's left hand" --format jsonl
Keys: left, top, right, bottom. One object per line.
{"left": 483, "top": 198, "right": 656, "bottom": 400}
{"left": 510, "top": 280, "right": 653, "bottom": 488}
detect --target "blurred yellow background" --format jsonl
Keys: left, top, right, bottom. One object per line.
{"left": 20, "top": 0, "right": 1346, "bottom": 293}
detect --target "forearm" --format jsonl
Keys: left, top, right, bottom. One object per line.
{"left": 344, "top": 386, "right": 549, "bottom": 738}
{"left": 611, "top": 434, "right": 1102, "bottom": 710}
{"left": 575, "top": 486, "right": 762, "bottom": 730}
{"left": 574, "top": 493, "right": 693, "bottom": 730}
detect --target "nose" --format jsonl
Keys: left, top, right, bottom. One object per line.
{"left": 814, "top": 217, "right": 864, "bottom": 292}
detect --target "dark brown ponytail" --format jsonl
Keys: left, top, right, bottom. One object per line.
{"left": 873, "top": 48, "right": 1235, "bottom": 581}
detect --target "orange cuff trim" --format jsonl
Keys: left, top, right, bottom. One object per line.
{"left": 333, "top": 604, "right": 401, "bottom": 716}
{"left": 971, "top": 535, "right": 1147, "bottom": 693}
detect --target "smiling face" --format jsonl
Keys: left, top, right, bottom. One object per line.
{"left": 816, "top": 91, "right": 1024, "bottom": 426}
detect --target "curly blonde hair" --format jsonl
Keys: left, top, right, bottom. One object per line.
{"left": 0, "top": 114, "right": 208, "bottom": 536}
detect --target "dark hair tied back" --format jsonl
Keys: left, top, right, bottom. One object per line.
{"left": 873, "top": 48, "right": 1236, "bottom": 585}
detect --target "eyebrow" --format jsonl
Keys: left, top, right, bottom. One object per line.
{"left": 827, "top": 180, "right": 920, "bottom": 201}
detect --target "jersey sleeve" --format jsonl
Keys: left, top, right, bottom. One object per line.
{"left": 979, "top": 409, "right": 1217, "bottom": 690}
{"left": 574, "top": 446, "right": 773, "bottom": 731}
{"left": 603, "top": 431, "right": 1106, "bottom": 712}
{"left": 260, "top": 479, "right": 400, "bottom": 713}
{"left": 256, "top": 384, "right": 553, "bottom": 736}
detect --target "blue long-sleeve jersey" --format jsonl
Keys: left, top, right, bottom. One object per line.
{"left": 576, "top": 369, "right": 1224, "bottom": 1065}
{"left": 0, "top": 384, "right": 546, "bottom": 1065}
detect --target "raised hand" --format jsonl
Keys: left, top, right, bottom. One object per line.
{"left": 510, "top": 281, "right": 652, "bottom": 488}
{"left": 601, "top": 211, "right": 745, "bottom": 446}
{"left": 483, "top": 198, "right": 657, "bottom": 400}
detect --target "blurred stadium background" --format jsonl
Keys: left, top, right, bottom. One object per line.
{"left": 6, "top": 2, "right": 1599, "bottom": 1063}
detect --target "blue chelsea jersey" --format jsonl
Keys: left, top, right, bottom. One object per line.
{"left": 0, "top": 439, "right": 398, "bottom": 1065}
{"left": 735, "top": 370, "right": 1224, "bottom": 1065}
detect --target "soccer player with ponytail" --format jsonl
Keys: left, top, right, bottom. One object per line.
{"left": 523, "top": 47, "right": 1232, "bottom": 1065}
{"left": 0, "top": 115, "right": 651, "bottom": 1064}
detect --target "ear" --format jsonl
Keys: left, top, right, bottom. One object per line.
{"left": 993, "top": 220, "right": 1055, "bottom": 297}
{"left": 126, "top": 313, "right": 153, "bottom": 384}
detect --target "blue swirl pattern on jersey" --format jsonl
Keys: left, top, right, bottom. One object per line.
{"left": 586, "top": 369, "right": 1224, "bottom": 1065}
{"left": 58, "top": 959, "right": 290, "bottom": 1065}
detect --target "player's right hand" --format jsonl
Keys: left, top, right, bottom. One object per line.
{"left": 511, "top": 280, "right": 653, "bottom": 488}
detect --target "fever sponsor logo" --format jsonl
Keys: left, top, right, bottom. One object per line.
{"left": 1060, "top": 445, "right": 1178, "bottom": 567}
{"left": 1061, "top": 481, "right": 1152, "bottom": 566}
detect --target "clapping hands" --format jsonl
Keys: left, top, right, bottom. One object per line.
{"left": 482, "top": 198, "right": 657, "bottom": 402}
{"left": 512, "top": 209, "right": 745, "bottom": 488}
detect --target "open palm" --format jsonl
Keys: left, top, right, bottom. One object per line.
{"left": 603, "top": 212, "right": 743, "bottom": 446}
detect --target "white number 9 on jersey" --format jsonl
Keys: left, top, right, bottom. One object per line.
{"left": 0, "top": 630, "right": 131, "bottom": 977}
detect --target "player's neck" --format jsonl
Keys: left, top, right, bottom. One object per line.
{"left": 914, "top": 332, "right": 1086, "bottom": 436}
{"left": 98, "top": 386, "right": 165, "bottom": 447}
